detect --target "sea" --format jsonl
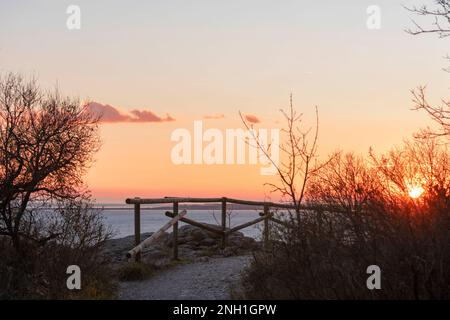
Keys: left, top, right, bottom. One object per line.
{"left": 100, "top": 207, "right": 264, "bottom": 240}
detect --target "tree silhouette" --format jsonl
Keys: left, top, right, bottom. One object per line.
{"left": 0, "top": 73, "right": 100, "bottom": 252}
{"left": 406, "top": 0, "right": 450, "bottom": 138}
{"left": 240, "top": 95, "right": 334, "bottom": 216}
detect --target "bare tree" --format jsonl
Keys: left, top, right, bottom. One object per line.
{"left": 240, "top": 95, "right": 333, "bottom": 215}
{"left": 406, "top": 1, "right": 450, "bottom": 138}
{"left": 0, "top": 73, "right": 101, "bottom": 252}
{"left": 405, "top": 0, "right": 450, "bottom": 38}
{"left": 370, "top": 138, "right": 450, "bottom": 201}
{"left": 307, "top": 152, "right": 380, "bottom": 213}
{"left": 411, "top": 86, "right": 450, "bottom": 138}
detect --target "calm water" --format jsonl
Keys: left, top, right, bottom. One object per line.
{"left": 101, "top": 209, "right": 264, "bottom": 239}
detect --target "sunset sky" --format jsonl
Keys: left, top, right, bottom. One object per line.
{"left": 0, "top": 0, "right": 448, "bottom": 202}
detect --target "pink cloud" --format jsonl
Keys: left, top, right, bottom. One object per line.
{"left": 244, "top": 114, "right": 260, "bottom": 124}
{"left": 86, "top": 102, "right": 175, "bottom": 123}
{"left": 130, "top": 110, "right": 175, "bottom": 122}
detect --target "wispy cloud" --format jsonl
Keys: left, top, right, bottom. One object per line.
{"left": 86, "top": 102, "right": 175, "bottom": 123}
{"left": 203, "top": 114, "right": 225, "bottom": 120}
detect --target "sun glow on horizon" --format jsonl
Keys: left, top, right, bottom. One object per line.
{"left": 408, "top": 185, "right": 425, "bottom": 199}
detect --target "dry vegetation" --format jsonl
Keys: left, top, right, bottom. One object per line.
{"left": 0, "top": 74, "right": 115, "bottom": 299}
{"left": 240, "top": 2, "right": 450, "bottom": 299}
{"left": 240, "top": 138, "right": 450, "bottom": 299}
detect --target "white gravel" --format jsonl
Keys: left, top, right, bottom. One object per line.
{"left": 118, "top": 255, "right": 251, "bottom": 300}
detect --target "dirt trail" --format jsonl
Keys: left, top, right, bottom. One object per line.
{"left": 118, "top": 255, "right": 251, "bottom": 300}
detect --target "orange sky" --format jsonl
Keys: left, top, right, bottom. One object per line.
{"left": 1, "top": 1, "right": 448, "bottom": 202}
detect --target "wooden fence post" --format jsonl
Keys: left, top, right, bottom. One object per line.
{"left": 173, "top": 202, "right": 179, "bottom": 260}
{"left": 128, "top": 210, "right": 187, "bottom": 260}
{"left": 263, "top": 204, "right": 270, "bottom": 248}
{"left": 221, "top": 198, "right": 227, "bottom": 249}
{"left": 134, "top": 201, "right": 141, "bottom": 262}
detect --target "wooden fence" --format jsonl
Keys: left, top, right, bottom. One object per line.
{"left": 125, "top": 196, "right": 312, "bottom": 262}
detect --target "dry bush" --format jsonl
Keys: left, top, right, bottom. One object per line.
{"left": 117, "top": 262, "right": 156, "bottom": 282}
{"left": 0, "top": 73, "right": 115, "bottom": 299}
{"left": 0, "top": 202, "right": 115, "bottom": 299}
{"left": 241, "top": 139, "right": 450, "bottom": 299}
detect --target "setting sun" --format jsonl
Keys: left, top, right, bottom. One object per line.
{"left": 408, "top": 186, "right": 425, "bottom": 199}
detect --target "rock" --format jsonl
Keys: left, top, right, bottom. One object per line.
{"left": 229, "top": 231, "right": 245, "bottom": 238}
{"left": 205, "top": 230, "right": 222, "bottom": 240}
{"left": 180, "top": 225, "right": 222, "bottom": 240}
{"left": 143, "top": 248, "right": 165, "bottom": 260}
{"left": 178, "top": 246, "right": 199, "bottom": 260}
{"left": 189, "top": 228, "right": 207, "bottom": 241}
{"left": 156, "top": 232, "right": 171, "bottom": 244}
{"left": 222, "top": 247, "right": 237, "bottom": 257}
{"left": 200, "top": 237, "right": 217, "bottom": 246}
{"left": 239, "top": 236, "right": 257, "bottom": 249}
{"left": 103, "top": 224, "right": 260, "bottom": 265}
{"left": 195, "top": 256, "right": 209, "bottom": 262}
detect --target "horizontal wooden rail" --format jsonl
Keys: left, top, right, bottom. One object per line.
{"left": 226, "top": 197, "right": 294, "bottom": 209}
{"left": 126, "top": 197, "right": 224, "bottom": 204}
{"left": 126, "top": 196, "right": 349, "bottom": 213}
{"left": 126, "top": 196, "right": 300, "bottom": 209}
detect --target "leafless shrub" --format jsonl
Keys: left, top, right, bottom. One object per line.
{"left": 411, "top": 86, "right": 449, "bottom": 139}
{"left": 240, "top": 95, "right": 334, "bottom": 220}
{"left": 406, "top": 1, "right": 450, "bottom": 137}
{"left": 241, "top": 139, "right": 450, "bottom": 299}
{"left": 405, "top": 0, "right": 450, "bottom": 38}
{"left": 0, "top": 73, "right": 114, "bottom": 299}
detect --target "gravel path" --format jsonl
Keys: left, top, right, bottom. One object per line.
{"left": 118, "top": 255, "right": 251, "bottom": 300}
